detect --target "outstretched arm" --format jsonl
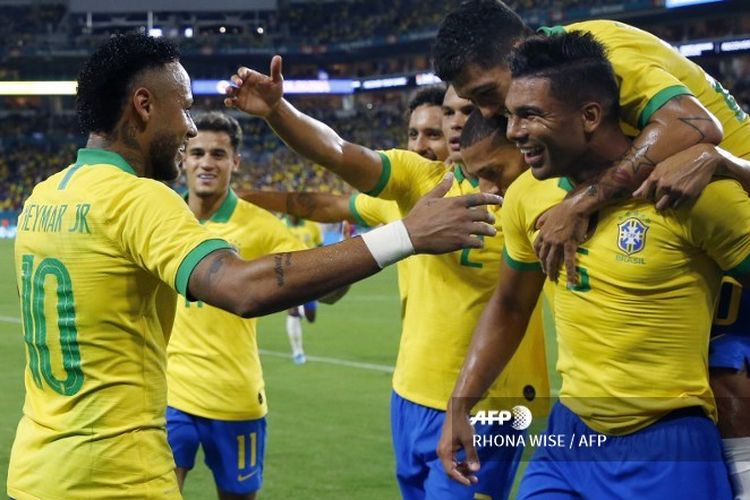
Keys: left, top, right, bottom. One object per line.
{"left": 535, "top": 95, "right": 723, "bottom": 285}
{"left": 189, "top": 175, "right": 500, "bottom": 318}
{"left": 437, "top": 262, "right": 545, "bottom": 485}
{"left": 224, "top": 56, "right": 383, "bottom": 193}
{"left": 239, "top": 190, "right": 356, "bottom": 223}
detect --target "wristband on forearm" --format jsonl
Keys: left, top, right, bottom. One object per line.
{"left": 360, "top": 220, "right": 415, "bottom": 268}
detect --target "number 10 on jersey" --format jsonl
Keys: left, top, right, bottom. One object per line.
{"left": 20, "top": 254, "right": 84, "bottom": 396}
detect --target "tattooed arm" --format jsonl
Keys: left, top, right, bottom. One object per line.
{"left": 238, "top": 190, "right": 356, "bottom": 223}
{"left": 186, "top": 175, "right": 501, "bottom": 318}
{"left": 534, "top": 95, "right": 723, "bottom": 284}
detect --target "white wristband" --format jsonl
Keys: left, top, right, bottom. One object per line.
{"left": 360, "top": 220, "right": 415, "bottom": 268}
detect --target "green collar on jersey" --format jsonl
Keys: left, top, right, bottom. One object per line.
{"left": 453, "top": 164, "right": 479, "bottom": 188}
{"left": 558, "top": 177, "right": 575, "bottom": 193}
{"left": 75, "top": 148, "right": 136, "bottom": 175}
{"left": 183, "top": 189, "right": 238, "bottom": 224}
{"left": 538, "top": 25, "right": 566, "bottom": 36}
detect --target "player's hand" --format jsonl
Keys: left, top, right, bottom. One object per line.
{"left": 633, "top": 143, "right": 718, "bottom": 211}
{"left": 437, "top": 404, "right": 480, "bottom": 486}
{"left": 533, "top": 200, "right": 590, "bottom": 286}
{"left": 403, "top": 173, "right": 501, "bottom": 255}
{"left": 224, "top": 55, "right": 284, "bottom": 118}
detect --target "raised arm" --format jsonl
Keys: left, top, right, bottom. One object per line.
{"left": 224, "top": 56, "right": 383, "bottom": 193}
{"left": 189, "top": 175, "right": 499, "bottom": 317}
{"left": 535, "top": 95, "right": 723, "bottom": 284}
{"left": 238, "top": 190, "right": 356, "bottom": 223}
{"left": 437, "top": 261, "right": 545, "bottom": 485}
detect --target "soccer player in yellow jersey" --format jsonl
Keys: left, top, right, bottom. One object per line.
{"left": 438, "top": 32, "right": 748, "bottom": 499}
{"left": 166, "top": 111, "right": 310, "bottom": 499}
{"left": 434, "top": 2, "right": 750, "bottom": 493}
{"left": 8, "top": 34, "right": 501, "bottom": 499}
{"left": 225, "top": 58, "right": 549, "bottom": 499}
{"left": 283, "top": 215, "right": 323, "bottom": 364}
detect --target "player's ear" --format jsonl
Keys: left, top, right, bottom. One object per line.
{"left": 131, "top": 87, "right": 153, "bottom": 124}
{"left": 581, "top": 101, "right": 603, "bottom": 134}
{"left": 232, "top": 152, "right": 241, "bottom": 173}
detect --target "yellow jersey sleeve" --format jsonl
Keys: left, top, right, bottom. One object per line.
{"left": 367, "top": 149, "right": 447, "bottom": 211}
{"left": 311, "top": 221, "right": 323, "bottom": 247}
{"left": 548, "top": 20, "right": 750, "bottom": 157}
{"left": 680, "top": 179, "right": 750, "bottom": 272}
{"left": 349, "top": 194, "right": 402, "bottom": 227}
{"left": 110, "top": 179, "right": 231, "bottom": 297}
{"left": 501, "top": 170, "right": 560, "bottom": 270}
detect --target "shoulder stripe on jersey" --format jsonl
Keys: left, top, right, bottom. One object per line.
{"left": 366, "top": 152, "right": 392, "bottom": 197}
{"left": 57, "top": 164, "right": 86, "bottom": 190}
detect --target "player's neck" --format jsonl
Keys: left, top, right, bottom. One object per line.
{"left": 85, "top": 133, "right": 147, "bottom": 177}
{"left": 188, "top": 190, "right": 229, "bottom": 221}
{"left": 570, "top": 130, "right": 632, "bottom": 185}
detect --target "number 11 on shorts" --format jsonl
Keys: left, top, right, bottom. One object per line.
{"left": 237, "top": 432, "right": 257, "bottom": 470}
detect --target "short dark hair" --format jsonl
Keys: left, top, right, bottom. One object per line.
{"left": 433, "top": 0, "right": 530, "bottom": 83}
{"left": 460, "top": 108, "right": 509, "bottom": 149}
{"left": 76, "top": 33, "right": 180, "bottom": 135}
{"left": 408, "top": 85, "right": 446, "bottom": 113}
{"left": 194, "top": 111, "right": 243, "bottom": 151}
{"left": 509, "top": 32, "right": 620, "bottom": 119}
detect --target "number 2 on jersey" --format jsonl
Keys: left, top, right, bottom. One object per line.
{"left": 20, "top": 255, "right": 84, "bottom": 396}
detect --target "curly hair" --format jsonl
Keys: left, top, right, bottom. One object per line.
{"left": 76, "top": 33, "right": 180, "bottom": 135}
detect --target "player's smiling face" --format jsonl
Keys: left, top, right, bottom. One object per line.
{"left": 407, "top": 104, "right": 449, "bottom": 162}
{"left": 441, "top": 85, "right": 474, "bottom": 165}
{"left": 184, "top": 130, "right": 240, "bottom": 198}
{"left": 505, "top": 76, "right": 587, "bottom": 180}
{"left": 147, "top": 62, "right": 197, "bottom": 181}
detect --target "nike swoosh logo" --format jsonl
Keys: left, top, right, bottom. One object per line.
{"left": 237, "top": 469, "right": 259, "bottom": 482}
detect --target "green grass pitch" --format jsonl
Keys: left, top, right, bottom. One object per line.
{"left": 0, "top": 238, "right": 558, "bottom": 498}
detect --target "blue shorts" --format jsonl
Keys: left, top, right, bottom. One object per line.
{"left": 303, "top": 300, "right": 317, "bottom": 313}
{"left": 709, "top": 333, "right": 750, "bottom": 371}
{"left": 166, "top": 406, "right": 267, "bottom": 495}
{"left": 390, "top": 391, "right": 523, "bottom": 500}
{"left": 518, "top": 402, "right": 732, "bottom": 499}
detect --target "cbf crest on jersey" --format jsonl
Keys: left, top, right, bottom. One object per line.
{"left": 617, "top": 217, "right": 648, "bottom": 255}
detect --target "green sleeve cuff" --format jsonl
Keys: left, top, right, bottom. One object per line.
{"left": 365, "top": 152, "right": 392, "bottom": 197}
{"left": 727, "top": 251, "right": 750, "bottom": 280}
{"left": 502, "top": 247, "right": 542, "bottom": 271}
{"left": 637, "top": 85, "right": 693, "bottom": 129}
{"left": 348, "top": 194, "right": 371, "bottom": 228}
{"left": 175, "top": 239, "right": 233, "bottom": 298}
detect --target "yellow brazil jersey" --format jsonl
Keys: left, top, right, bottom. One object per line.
{"left": 502, "top": 170, "right": 750, "bottom": 435}
{"left": 370, "top": 149, "right": 549, "bottom": 413}
{"left": 10, "top": 149, "right": 231, "bottom": 499}
{"left": 349, "top": 194, "right": 412, "bottom": 313}
{"left": 168, "top": 191, "right": 306, "bottom": 421}
{"left": 540, "top": 21, "right": 750, "bottom": 158}
{"left": 285, "top": 217, "right": 323, "bottom": 248}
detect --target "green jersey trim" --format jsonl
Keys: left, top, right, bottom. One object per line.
{"left": 454, "top": 164, "right": 479, "bottom": 188}
{"left": 366, "top": 152, "right": 392, "bottom": 197}
{"left": 538, "top": 25, "right": 566, "bottom": 36}
{"left": 175, "top": 239, "right": 233, "bottom": 298}
{"left": 638, "top": 85, "right": 693, "bottom": 129}
{"left": 209, "top": 190, "right": 239, "bottom": 223}
{"left": 348, "top": 194, "right": 372, "bottom": 228}
{"left": 503, "top": 247, "right": 542, "bottom": 271}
